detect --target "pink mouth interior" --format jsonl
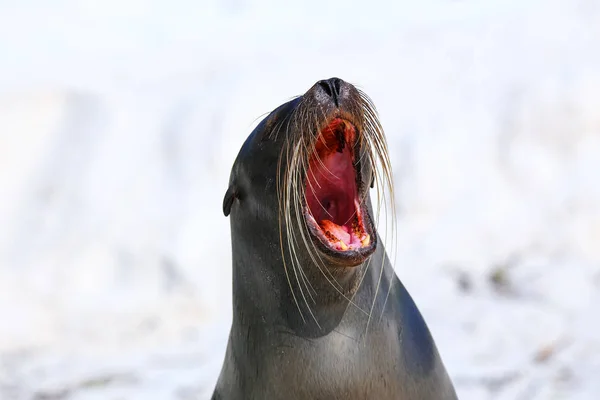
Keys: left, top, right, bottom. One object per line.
{"left": 305, "top": 118, "right": 370, "bottom": 251}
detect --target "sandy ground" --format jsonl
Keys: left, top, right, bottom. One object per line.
{"left": 1, "top": 1, "right": 599, "bottom": 399}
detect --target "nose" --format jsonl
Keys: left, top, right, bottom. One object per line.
{"left": 316, "top": 77, "right": 345, "bottom": 107}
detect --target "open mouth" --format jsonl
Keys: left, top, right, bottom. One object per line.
{"left": 304, "top": 118, "right": 376, "bottom": 262}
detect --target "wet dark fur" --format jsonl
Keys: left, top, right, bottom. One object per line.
{"left": 213, "top": 79, "right": 458, "bottom": 399}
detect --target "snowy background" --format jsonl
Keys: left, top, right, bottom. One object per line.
{"left": 1, "top": 0, "right": 599, "bottom": 399}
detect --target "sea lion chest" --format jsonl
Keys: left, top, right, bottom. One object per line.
{"left": 243, "top": 305, "right": 449, "bottom": 400}
{"left": 260, "top": 325, "right": 403, "bottom": 399}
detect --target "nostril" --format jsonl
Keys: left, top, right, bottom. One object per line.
{"left": 317, "top": 78, "right": 344, "bottom": 107}
{"left": 331, "top": 78, "right": 342, "bottom": 98}
{"left": 318, "top": 80, "right": 333, "bottom": 98}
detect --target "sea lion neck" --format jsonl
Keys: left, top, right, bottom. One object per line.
{"left": 228, "top": 223, "right": 372, "bottom": 337}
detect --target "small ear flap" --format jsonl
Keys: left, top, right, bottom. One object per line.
{"left": 223, "top": 186, "right": 237, "bottom": 217}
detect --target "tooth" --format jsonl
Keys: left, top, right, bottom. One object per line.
{"left": 361, "top": 235, "right": 370, "bottom": 246}
{"left": 326, "top": 232, "right": 337, "bottom": 242}
{"left": 352, "top": 218, "right": 361, "bottom": 235}
{"left": 339, "top": 241, "right": 349, "bottom": 250}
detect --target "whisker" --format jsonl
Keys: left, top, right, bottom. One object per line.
{"left": 274, "top": 87, "right": 398, "bottom": 331}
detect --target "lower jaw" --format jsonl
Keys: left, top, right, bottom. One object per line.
{"left": 304, "top": 210, "right": 377, "bottom": 268}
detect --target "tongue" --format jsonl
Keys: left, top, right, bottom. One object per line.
{"left": 321, "top": 220, "right": 351, "bottom": 244}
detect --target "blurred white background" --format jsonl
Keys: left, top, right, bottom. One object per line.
{"left": 1, "top": 0, "right": 599, "bottom": 399}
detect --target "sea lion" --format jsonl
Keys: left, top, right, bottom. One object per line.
{"left": 213, "top": 78, "right": 457, "bottom": 399}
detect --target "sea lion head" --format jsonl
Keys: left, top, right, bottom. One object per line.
{"left": 223, "top": 78, "right": 394, "bottom": 293}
